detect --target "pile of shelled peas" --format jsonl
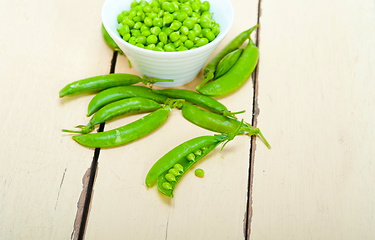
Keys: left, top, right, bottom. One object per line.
{"left": 116, "top": 0, "right": 220, "bottom": 51}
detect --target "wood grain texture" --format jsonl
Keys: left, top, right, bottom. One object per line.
{"left": 0, "top": 0, "right": 113, "bottom": 239}
{"left": 250, "top": 0, "right": 375, "bottom": 239}
{"left": 84, "top": 0, "right": 260, "bottom": 239}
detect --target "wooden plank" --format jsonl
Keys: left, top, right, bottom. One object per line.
{"left": 250, "top": 0, "right": 375, "bottom": 239}
{"left": 0, "top": 0, "right": 113, "bottom": 239}
{"left": 84, "top": 0, "right": 260, "bottom": 239}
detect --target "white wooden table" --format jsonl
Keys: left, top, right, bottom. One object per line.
{"left": 1, "top": 0, "right": 374, "bottom": 239}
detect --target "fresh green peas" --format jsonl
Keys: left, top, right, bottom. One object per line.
{"left": 196, "top": 37, "right": 208, "bottom": 47}
{"left": 184, "top": 39, "right": 194, "bottom": 49}
{"left": 169, "top": 31, "right": 180, "bottom": 42}
{"left": 158, "top": 32, "right": 168, "bottom": 44}
{"left": 147, "top": 35, "right": 158, "bottom": 44}
{"left": 201, "top": 1, "right": 210, "bottom": 11}
{"left": 173, "top": 164, "right": 184, "bottom": 173}
{"left": 176, "top": 12, "right": 188, "bottom": 22}
{"left": 163, "top": 13, "right": 174, "bottom": 25}
{"left": 152, "top": 17, "right": 163, "bottom": 27}
{"left": 193, "top": 23, "right": 201, "bottom": 36}
{"left": 134, "top": 21, "right": 142, "bottom": 29}
{"left": 156, "top": 41, "right": 164, "bottom": 48}
{"left": 195, "top": 169, "right": 204, "bottom": 177}
{"left": 146, "top": 44, "right": 156, "bottom": 50}
{"left": 200, "top": 16, "right": 211, "bottom": 28}
{"left": 163, "top": 2, "right": 175, "bottom": 12}
{"left": 186, "top": 152, "right": 196, "bottom": 161}
{"left": 179, "top": 34, "right": 187, "bottom": 43}
{"left": 191, "top": 1, "right": 201, "bottom": 12}
{"left": 183, "top": 18, "right": 195, "bottom": 29}
{"left": 162, "top": 26, "right": 173, "bottom": 36}
{"left": 140, "top": 24, "right": 150, "bottom": 32}
{"left": 164, "top": 43, "right": 176, "bottom": 52}
{"left": 144, "top": 17, "right": 153, "bottom": 27}
{"left": 188, "top": 30, "right": 196, "bottom": 41}
{"left": 205, "top": 31, "right": 215, "bottom": 41}
{"left": 131, "top": 29, "right": 141, "bottom": 37}
{"left": 168, "top": 168, "right": 180, "bottom": 176}
{"left": 128, "top": 37, "right": 137, "bottom": 45}
{"left": 153, "top": 46, "right": 164, "bottom": 51}
{"left": 162, "top": 182, "right": 172, "bottom": 190}
{"left": 141, "top": 30, "right": 151, "bottom": 37}
{"left": 165, "top": 173, "right": 177, "bottom": 182}
{"left": 123, "top": 19, "right": 135, "bottom": 28}
{"left": 180, "top": 5, "right": 192, "bottom": 16}
{"left": 136, "top": 35, "right": 147, "bottom": 44}
{"left": 143, "top": 5, "right": 152, "bottom": 13}
{"left": 135, "top": 43, "right": 145, "bottom": 48}
{"left": 122, "top": 33, "right": 131, "bottom": 41}
{"left": 176, "top": 46, "right": 188, "bottom": 51}
{"left": 170, "top": 20, "right": 182, "bottom": 30}
{"left": 150, "top": 26, "right": 161, "bottom": 35}
{"left": 194, "top": 149, "right": 202, "bottom": 156}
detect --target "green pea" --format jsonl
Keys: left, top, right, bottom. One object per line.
{"left": 135, "top": 43, "right": 145, "bottom": 48}
{"left": 131, "top": 29, "right": 141, "bottom": 37}
{"left": 158, "top": 9, "right": 164, "bottom": 18}
{"left": 176, "top": 46, "right": 188, "bottom": 51}
{"left": 168, "top": 168, "right": 180, "bottom": 176}
{"left": 174, "top": 39, "right": 183, "bottom": 47}
{"left": 184, "top": 39, "right": 194, "bottom": 49}
{"left": 195, "top": 168, "right": 204, "bottom": 178}
{"left": 136, "top": 35, "right": 147, "bottom": 44}
{"left": 165, "top": 173, "right": 176, "bottom": 182}
{"left": 183, "top": 18, "right": 195, "bottom": 29}
{"left": 196, "top": 37, "right": 209, "bottom": 47}
{"left": 180, "top": 34, "right": 187, "bottom": 43}
{"left": 162, "top": 27, "right": 174, "bottom": 36}
{"left": 162, "top": 182, "right": 173, "bottom": 190}
{"left": 152, "top": 6, "right": 161, "bottom": 13}
{"left": 153, "top": 46, "right": 164, "bottom": 51}
{"left": 134, "top": 21, "right": 142, "bottom": 29}
{"left": 164, "top": 43, "right": 176, "bottom": 52}
{"left": 193, "top": 23, "right": 201, "bottom": 36}
{"left": 156, "top": 41, "right": 164, "bottom": 48}
{"left": 150, "top": 26, "right": 162, "bottom": 35}
{"left": 201, "top": 28, "right": 210, "bottom": 37}
{"left": 128, "top": 37, "right": 137, "bottom": 45}
{"left": 123, "top": 19, "right": 135, "bottom": 28}
{"left": 140, "top": 24, "right": 150, "bottom": 32}
{"left": 205, "top": 31, "right": 215, "bottom": 41}
{"left": 158, "top": 32, "right": 168, "bottom": 44}
{"left": 147, "top": 12, "right": 158, "bottom": 19}
{"left": 131, "top": 0, "right": 138, "bottom": 8}
{"left": 180, "top": 5, "right": 192, "bottom": 16}
{"left": 145, "top": 43, "right": 156, "bottom": 50}
{"left": 153, "top": 17, "right": 163, "bottom": 27}
{"left": 147, "top": 35, "right": 158, "bottom": 44}
{"left": 143, "top": 5, "right": 152, "bottom": 13}
{"left": 176, "top": 12, "right": 188, "bottom": 22}
{"left": 180, "top": 25, "right": 189, "bottom": 35}
{"left": 133, "top": 16, "right": 142, "bottom": 22}
{"left": 122, "top": 33, "right": 131, "bottom": 41}
{"left": 119, "top": 24, "right": 130, "bottom": 36}
{"left": 212, "top": 25, "right": 220, "bottom": 36}
{"left": 141, "top": 30, "right": 151, "bottom": 37}
{"left": 163, "top": 13, "right": 174, "bottom": 25}
{"left": 201, "top": 1, "right": 210, "bottom": 11}
{"left": 170, "top": 20, "right": 182, "bottom": 31}
{"left": 173, "top": 164, "right": 184, "bottom": 173}
{"left": 150, "top": 1, "right": 160, "bottom": 8}
{"left": 144, "top": 17, "right": 153, "bottom": 27}
{"left": 186, "top": 152, "right": 196, "bottom": 161}
{"left": 194, "top": 149, "right": 202, "bottom": 156}
{"left": 169, "top": 31, "right": 180, "bottom": 42}
{"left": 163, "top": 2, "right": 175, "bottom": 12}
{"left": 191, "top": 1, "right": 201, "bottom": 12}
{"left": 188, "top": 30, "right": 196, "bottom": 41}
{"left": 200, "top": 16, "right": 211, "bottom": 28}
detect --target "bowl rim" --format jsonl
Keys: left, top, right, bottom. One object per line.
{"left": 102, "top": 0, "right": 234, "bottom": 57}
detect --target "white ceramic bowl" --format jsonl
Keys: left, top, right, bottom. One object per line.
{"left": 102, "top": 0, "right": 234, "bottom": 87}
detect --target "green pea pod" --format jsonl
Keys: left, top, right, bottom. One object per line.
{"left": 214, "top": 48, "right": 243, "bottom": 79}
{"left": 62, "top": 97, "right": 163, "bottom": 134}
{"left": 181, "top": 103, "right": 270, "bottom": 148}
{"left": 197, "top": 24, "right": 258, "bottom": 90}
{"left": 102, "top": 24, "right": 124, "bottom": 55}
{"left": 87, "top": 86, "right": 169, "bottom": 116}
{"left": 196, "top": 38, "right": 259, "bottom": 97}
{"left": 152, "top": 88, "right": 244, "bottom": 118}
{"left": 71, "top": 105, "right": 171, "bottom": 148}
{"left": 59, "top": 74, "right": 173, "bottom": 98}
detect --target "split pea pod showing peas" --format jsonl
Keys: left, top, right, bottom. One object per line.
{"left": 152, "top": 88, "right": 244, "bottom": 118}
{"left": 181, "top": 103, "right": 271, "bottom": 149}
{"left": 87, "top": 86, "right": 169, "bottom": 116}
{"left": 197, "top": 37, "right": 259, "bottom": 97}
{"left": 71, "top": 105, "right": 171, "bottom": 148}
{"left": 199, "top": 25, "right": 259, "bottom": 87}
{"left": 62, "top": 97, "right": 163, "bottom": 134}
{"left": 146, "top": 132, "right": 240, "bottom": 197}
{"left": 59, "top": 73, "right": 172, "bottom": 98}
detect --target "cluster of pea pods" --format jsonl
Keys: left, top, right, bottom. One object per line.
{"left": 60, "top": 25, "right": 269, "bottom": 198}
